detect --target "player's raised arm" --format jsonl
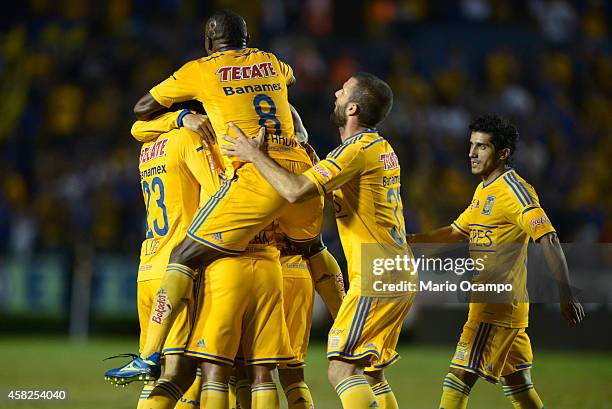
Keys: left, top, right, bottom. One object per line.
{"left": 132, "top": 105, "right": 216, "bottom": 147}
{"left": 131, "top": 110, "right": 184, "bottom": 142}
{"left": 537, "top": 232, "right": 585, "bottom": 326}
{"left": 221, "top": 124, "right": 318, "bottom": 203}
{"left": 136, "top": 59, "right": 203, "bottom": 120}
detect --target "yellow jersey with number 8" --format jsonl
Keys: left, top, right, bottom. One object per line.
{"left": 149, "top": 47, "right": 310, "bottom": 177}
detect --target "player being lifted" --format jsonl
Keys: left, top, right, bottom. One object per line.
{"left": 104, "top": 104, "right": 221, "bottom": 409}
{"left": 110, "top": 9, "right": 345, "bottom": 399}
{"left": 409, "top": 114, "right": 585, "bottom": 409}
{"left": 225, "top": 72, "right": 418, "bottom": 409}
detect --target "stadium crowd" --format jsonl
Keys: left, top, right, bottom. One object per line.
{"left": 2, "top": 0, "right": 611, "bottom": 258}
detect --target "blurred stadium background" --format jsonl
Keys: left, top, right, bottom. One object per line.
{"left": 1, "top": 1, "right": 611, "bottom": 408}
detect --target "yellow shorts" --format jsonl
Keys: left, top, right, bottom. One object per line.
{"left": 450, "top": 320, "right": 533, "bottom": 383}
{"left": 137, "top": 279, "right": 194, "bottom": 355}
{"left": 327, "top": 289, "right": 412, "bottom": 369}
{"left": 186, "top": 161, "right": 323, "bottom": 254}
{"left": 185, "top": 254, "right": 294, "bottom": 365}
{"left": 280, "top": 255, "right": 314, "bottom": 368}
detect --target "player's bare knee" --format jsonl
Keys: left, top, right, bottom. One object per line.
{"left": 169, "top": 237, "right": 224, "bottom": 270}
{"left": 449, "top": 367, "right": 478, "bottom": 388}
{"left": 161, "top": 355, "right": 197, "bottom": 391}
{"left": 328, "top": 358, "right": 365, "bottom": 387}
{"left": 278, "top": 367, "right": 304, "bottom": 389}
{"left": 501, "top": 369, "right": 532, "bottom": 386}
{"left": 250, "top": 364, "right": 276, "bottom": 384}
{"left": 201, "top": 360, "right": 233, "bottom": 383}
{"left": 364, "top": 369, "right": 385, "bottom": 386}
{"left": 169, "top": 238, "right": 200, "bottom": 269}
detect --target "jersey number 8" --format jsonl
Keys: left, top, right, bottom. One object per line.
{"left": 253, "top": 94, "right": 281, "bottom": 135}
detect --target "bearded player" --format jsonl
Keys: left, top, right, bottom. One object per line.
{"left": 224, "top": 72, "right": 417, "bottom": 409}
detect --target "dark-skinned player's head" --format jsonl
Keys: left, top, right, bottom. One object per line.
{"left": 204, "top": 10, "right": 249, "bottom": 55}
{"left": 468, "top": 114, "right": 519, "bottom": 177}
{"left": 331, "top": 72, "right": 393, "bottom": 129}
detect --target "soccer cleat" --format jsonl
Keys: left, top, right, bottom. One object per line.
{"left": 104, "top": 352, "right": 161, "bottom": 386}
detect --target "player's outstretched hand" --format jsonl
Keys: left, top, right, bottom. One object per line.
{"left": 220, "top": 123, "right": 265, "bottom": 162}
{"left": 560, "top": 296, "right": 585, "bottom": 327}
{"left": 182, "top": 113, "right": 216, "bottom": 148}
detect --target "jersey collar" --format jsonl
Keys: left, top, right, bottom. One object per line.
{"left": 482, "top": 167, "right": 513, "bottom": 188}
{"left": 344, "top": 128, "right": 379, "bottom": 143}
{"left": 223, "top": 46, "right": 247, "bottom": 52}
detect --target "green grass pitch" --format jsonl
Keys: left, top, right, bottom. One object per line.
{"left": 0, "top": 337, "right": 610, "bottom": 408}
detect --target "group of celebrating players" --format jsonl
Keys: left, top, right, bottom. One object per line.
{"left": 104, "top": 9, "right": 585, "bottom": 409}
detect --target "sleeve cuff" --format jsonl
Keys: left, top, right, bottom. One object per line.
{"left": 177, "top": 109, "right": 190, "bottom": 127}
{"left": 149, "top": 88, "right": 173, "bottom": 108}
{"left": 532, "top": 228, "right": 556, "bottom": 242}
{"left": 451, "top": 222, "right": 470, "bottom": 237}
{"left": 302, "top": 170, "right": 326, "bottom": 195}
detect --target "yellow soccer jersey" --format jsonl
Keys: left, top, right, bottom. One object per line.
{"left": 149, "top": 47, "right": 310, "bottom": 175}
{"left": 138, "top": 127, "right": 220, "bottom": 281}
{"left": 451, "top": 168, "right": 556, "bottom": 328}
{"left": 303, "top": 130, "right": 411, "bottom": 287}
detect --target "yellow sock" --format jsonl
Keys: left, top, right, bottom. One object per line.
{"left": 251, "top": 382, "right": 279, "bottom": 409}
{"left": 141, "top": 264, "right": 196, "bottom": 358}
{"left": 307, "top": 248, "right": 345, "bottom": 319}
{"left": 146, "top": 378, "right": 185, "bottom": 409}
{"left": 137, "top": 383, "right": 154, "bottom": 409}
{"left": 439, "top": 373, "right": 471, "bottom": 409}
{"left": 283, "top": 381, "right": 314, "bottom": 409}
{"left": 371, "top": 381, "right": 398, "bottom": 409}
{"left": 228, "top": 376, "right": 237, "bottom": 409}
{"left": 174, "top": 369, "right": 201, "bottom": 409}
{"left": 236, "top": 379, "right": 251, "bottom": 409}
{"left": 335, "top": 375, "right": 377, "bottom": 409}
{"left": 201, "top": 381, "right": 229, "bottom": 409}
{"left": 503, "top": 384, "right": 544, "bottom": 409}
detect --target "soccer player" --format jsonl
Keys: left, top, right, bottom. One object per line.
{"left": 116, "top": 8, "right": 345, "bottom": 391}
{"left": 104, "top": 105, "right": 221, "bottom": 409}
{"left": 408, "top": 114, "right": 585, "bottom": 409}
{"left": 223, "top": 72, "right": 417, "bottom": 409}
